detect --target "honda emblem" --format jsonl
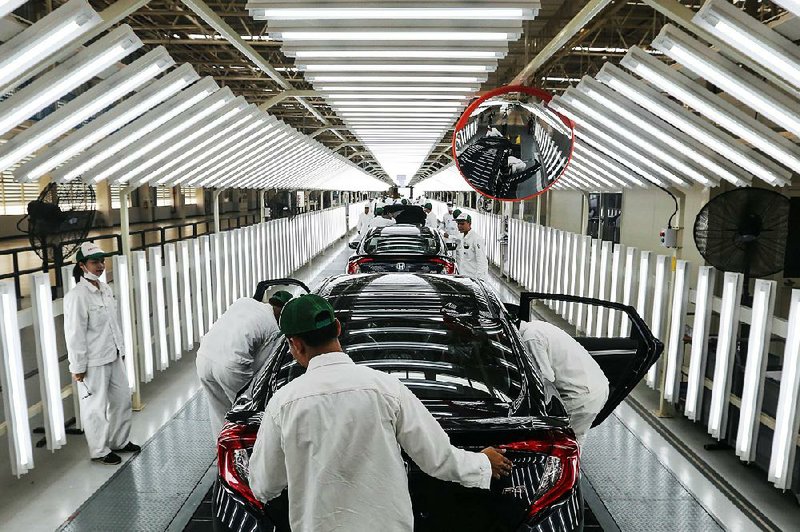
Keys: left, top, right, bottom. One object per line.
{"left": 396, "top": 262, "right": 406, "bottom": 271}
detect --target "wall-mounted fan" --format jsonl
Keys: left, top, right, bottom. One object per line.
{"left": 694, "top": 188, "right": 790, "bottom": 303}
{"left": 17, "top": 182, "right": 96, "bottom": 274}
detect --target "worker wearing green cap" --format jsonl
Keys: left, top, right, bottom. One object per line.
{"left": 423, "top": 202, "right": 438, "bottom": 230}
{"left": 268, "top": 290, "right": 293, "bottom": 322}
{"left": 443, "top": 208, "right": 463, "bottom": 249}
{"left": 455, "top": 211, "right": 488, "bottom": 278}
{"left": 249, "top": 295, "right": 512, "bottom": 531}
{"left": 368, "top": 204, "right": 396, "bottom": 229}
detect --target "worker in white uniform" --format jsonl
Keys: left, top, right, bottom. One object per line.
{"left": 518, "top": 320, "right": 609, "bottom": 446}
{"left": 368, "top": 206, "right": 396, "bottom": 228}
{"left": 356, "top": 204, "right": 373, "bottom": 236}
{"left": 196, "top": 296, "right": 280, "bottom": 436}
{"left": 249, "top": 295, "right": 512, "bottom": 531}
{"left": 424, "top": 202, "right": 438, "bottom": 229}
{"left": 455, "top": 213, "right": 489, "bottom": 278}
{"left": 64, "top": 242, "right": 139, "bottom": 465}
{"left": 440, "top": 201, "right": 455, "bottom": 230}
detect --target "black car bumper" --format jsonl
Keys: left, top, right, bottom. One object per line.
{"left": 213, "top": 478, "right": 582, "bottom": 532}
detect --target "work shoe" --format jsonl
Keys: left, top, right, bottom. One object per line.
{"left": 112, "top": 442, "right": 141, "bottom": 453}
{"left": 91, "top": 452, "right": 122, "bottom": 465}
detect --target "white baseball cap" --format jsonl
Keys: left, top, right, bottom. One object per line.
{"left": 76, "top": 241, "right": 107, "bottom": 262}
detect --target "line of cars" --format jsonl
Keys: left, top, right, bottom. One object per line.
{"left": 212, "top": 204, "right": 663, "bottom": 532}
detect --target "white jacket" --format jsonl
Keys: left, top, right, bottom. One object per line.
{"left": 250, "top": 352, "right": 491, "bottom": 532}
{"left": 456, "top": 230, "right": 489, "bottom": 278}
{"left": 356, "top": 212, "right": 373, "bottom": 235}
{"left": 424, "top": 211, "right": 438, "bottom": 229}
{"left": 197, "top": 297, "right": 279, "bottom": 369}
{"left": 518, "top": 320, "right": 609, "bottom": 407}
{"left": 64, "top": 278, "right": 125, "bottom": 374}
{"left": 368, "top": 216, "right": 396, "bottom": 228}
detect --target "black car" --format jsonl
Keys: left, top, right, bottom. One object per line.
{"left": 214, "top": 274, "right": 662, "bottom": 532}
{"left": 347, "top": 224, "right": 457, "bottom": 274}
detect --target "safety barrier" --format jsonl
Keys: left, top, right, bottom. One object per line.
{"left": 431, "top": 199, "right": 800, "bottom": 494}
{"left": 0, "top": 206, "right": 348, "bottom": 477}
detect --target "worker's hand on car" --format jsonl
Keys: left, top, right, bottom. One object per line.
{"left": 481, "top": 447, "right": 513, "bottom": 479}
{"left": 73, "top": 372, "right": 86, "bottom": 382}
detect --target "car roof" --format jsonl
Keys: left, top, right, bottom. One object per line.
{"left": 318, "top": 273, "right": 498, "bottom": 320}
{"left": 370, "top": 224, "right": 433, "bottom": 237}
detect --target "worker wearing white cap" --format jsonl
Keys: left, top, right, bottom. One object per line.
{"left": 518, "top": 320, "right": 609, "bottom": 447}
{"left": 455, "top": 213, "right": 488, "bottom": 278}
{"left": 368, "top": 206, "right": 396, "bottom": 228}
{"left": 423, "top": 202, "right": 438, "bottom": 230}
{"left": 441, "top": 202, "right": 455, "bottom": 230}
{"left": 64, "top": 242, "right": 139, "bottom": 465}
{"left": 356, "top": 204, "right": 373, "bottom": 236}
{"left": 196, "top": 295, "right": 282, "bottom": 437}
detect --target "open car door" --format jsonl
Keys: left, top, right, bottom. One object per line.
{"left": 252, "top": 277, "right": 310, "bottom": 302}
{"left": 517, "top": 292, "right": 663, "bottom": 426}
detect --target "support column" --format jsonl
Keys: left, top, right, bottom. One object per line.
{"left": 259, "top": 190, "right": 267, "bottom": 222}
{"left": 120, "top": 187, "right": 142, "bottom": 410}
{"left": 213, "top": 189, "right": 223, "bottom": 233}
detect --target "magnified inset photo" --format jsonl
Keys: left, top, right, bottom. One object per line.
{"left": 453, "top": 85, "right": 574, "bottom": 201}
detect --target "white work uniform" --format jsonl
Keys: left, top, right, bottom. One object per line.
{"left": 64, "top": 277, "right": 131, "bottom": 459}
{"left": 424, "top": 210, "right": 438, "bottom": 229}
{"left": 356, "top": 211, "right": 373, "bottom": 235}
{"left": 196, "top": 297, "right": 279, "bottom": 436}
{"left": 518, "top": 321, "right": 609, "bottom": 446}
{"left": 250, "top": 352, "right": 491, "bottom": 532}
{"left": 456, "top": 229, "right": 489, "bottom": 278}
{"left": 368, "top": 216, "right": 396, "bottom": 228}
{"left": 441, "top": 211, "right": 455, "bottom": 230}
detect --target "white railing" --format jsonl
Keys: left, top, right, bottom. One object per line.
{"left": 0, "top": 206, "right": 348, "bottom": 477}
{"left": 441, "top": 201, "right": 799, "bottom": 493}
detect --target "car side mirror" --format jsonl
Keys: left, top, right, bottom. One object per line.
{"left": 503, "top": 302, "right": 521, "bottom": 323}
{"left": 348, "top": 241, "right": 360, "bottom": 249}
{"left": 446, "top": 242, "right": 458, "bottom": 251}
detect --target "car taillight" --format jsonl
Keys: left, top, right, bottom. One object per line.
{"left": 218, "top": 423, "right": 263, "bottom": 509}
{"left": 347, "top": 257, "right": 374, "bottom": 274}
{"left": 430, "top": 257, "right": 456, "bottom": 274}
{"left": 500, "top": 432, "right": 579, "bottom": 519}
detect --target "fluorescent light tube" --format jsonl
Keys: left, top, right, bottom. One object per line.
{"left": 0, "top": 0, "right": 101, "bottom": 87}
{"left": 248, "top": 7, "right": 535, "bottom": 20}
{"left": 596, "top": 63, "right": 793, "bottom": 184}
{"left": 735, "top": 279, "right": 776, "bottom": 462}
{"left": 16, "top": 63, "right": 199, "bottom": 183}
{"left": 653, "top": 24, "right": 800, "bottom": 141}
{"left": 133, "top": 251, "right": 154, "bottom": 382}
{"left": 31, "top": 273, "right": 66, "bottom": 450}
{"left": 54, "top": 77, "right": 219, "bottom": 182}
{"left": 664, "top": 260, "right": 689, "bottom": 403}
{"left": 0, "top": 46, "right": 174, "bottom": 174}
{"left": 87, "top": 87, "right": 234, "bottom": 183}
{"left": 311, "top": 75, "right": 485, "bottom": 83}
{"left": 768, "top": 288, "right": 800, "bottom": 489}
{"left": 694, "top": 0, "right": 800, "bottom": 91}
{"left": 276, "top": 31, "right": 516, "bottom": 41}
{"left": 685, "top": 266, "right": 716, "bottom": 421}
{"left": 164, "top": 243, "right": 182, "bottom": 361}
{"left": 294, "top": 50, "right": 503, "bottom": 59}
{"left": 0, "top": 280, "right": 33, "bottom": 477}
{"left": 620, "top": 47, "right": 796, "bottom": 185}
{"left": 0, "top": 24, "right": 141, "bottom": 138}
{"left": 708, "top": 272, "right": 744, "bottom": 440}
{"left": 646, "top": 254, "right": 670, "bottom": 388}
{"left": 302, "top": 62, "right": 492, "bottom": 72}
{"left": 111, "top": 255, "right": 136, "bottom": 390}
{"left": 573, "top": 77, "right": 749, "bottom": 186}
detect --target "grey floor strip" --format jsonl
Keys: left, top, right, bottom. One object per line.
{"left": 580, "top": 476, "right": 621, "bottom": 532}
{"left": 165, "top": 464, "right": 217, "bottom": 532}
{"left": 57, "top": 392, "right": 215, "bottom": 532}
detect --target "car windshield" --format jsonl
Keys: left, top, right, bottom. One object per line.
{"left": 363, "top": 227, "right": 440, "bottom": 255}
{"left": 251, "top": 315, "right": 525, "bottom": 407}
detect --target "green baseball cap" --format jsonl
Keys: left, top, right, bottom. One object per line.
{"left": 268, "top": 290, "right": 293, "bottom": 307}
{"left": 375, "top": 206, "right": 384, "bottom": 214}
{"left": 424, "top": 202, "right": 432, "bottom": 210}
{"left": 456, "top": 212, "right": 472, "bottom": 223}
{"left": 279, "top": 294, "right": 336, "bottom": 336}
{"left": 452, "top": 209, "right": 462, "bottom": 219}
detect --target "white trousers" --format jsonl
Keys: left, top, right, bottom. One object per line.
{"left": 196, "top": 356, "right": 253, "bottom": 438}
{"left": 565, "top": 385, "right": 609, "bottom": 448}
{"left": 78, "top": 357, "right": 132, "bottom": 459}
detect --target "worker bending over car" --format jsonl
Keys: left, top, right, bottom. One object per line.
{"left": 518, "top": 319, "right": 609, "bottom": 446}
{"left": 249, "top": 294, "right": 512, "bottom": 532}
{"left": 196, "top": 296, "right": 282, "bottom": 436}
{"left": 368, "top": 206, "right": 396, "bottom": 228}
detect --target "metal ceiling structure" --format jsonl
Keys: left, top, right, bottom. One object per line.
{"left": 1, "top": 0, "right": 798, "bottom": 191}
